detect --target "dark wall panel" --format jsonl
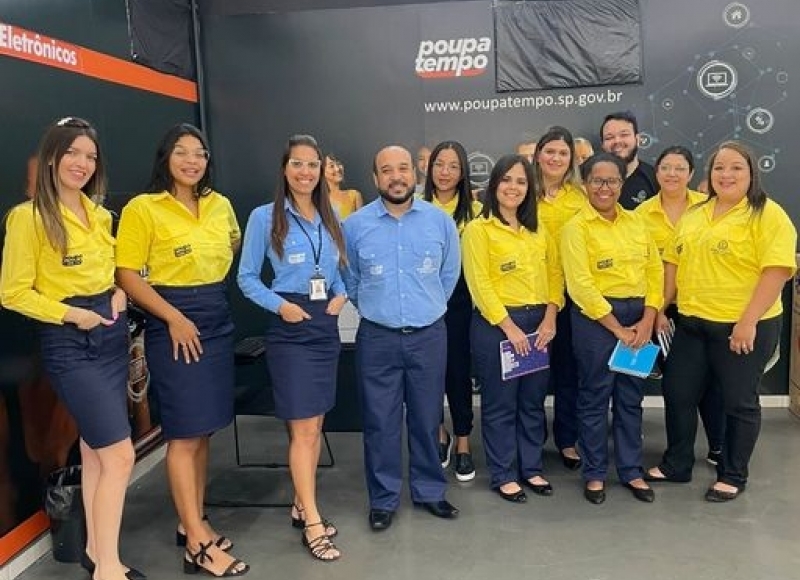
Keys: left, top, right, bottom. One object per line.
{"left": 201, "top": 0, "right": 799, "bottom": 392}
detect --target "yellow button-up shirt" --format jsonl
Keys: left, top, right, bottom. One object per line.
{"left": 0, "top": 195, "right": 115, "bottom": 324}
{"left": 635, "top": 189, "right": 707, "bottom": 255}
{"left": 537, "top": 182, "right": 587, "bottom": 242}
{"left": 664, "top": 197, "right": 796, "bottom": 322}
{"left": 430, "top": 194, "right": 483, "bottom": 235}
{"left": 116, "top": 190, "right": 240, "bottom": 286}
{"left": 462, "top": 215, "right": 564, "bottom": 325}
{"left": 561, "top": 204, "right": 664, "bottom": 320}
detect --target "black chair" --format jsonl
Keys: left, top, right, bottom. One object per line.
{"left": 205, "top": 337, "right": 334, "bottom": 508}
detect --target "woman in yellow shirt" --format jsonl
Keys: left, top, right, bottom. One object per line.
{"left": 423, "top": 140, "right": 482, "bottom": 482}
{"left": 636, "top": 145, "right": 724, "bottom": 465}
{"left": 462, "top": 154, "right": 562, "bottom": 503}
{"left": 561, "top": 152, "right": 663, "bottom": 505}
{"left": 116, "top": 124, "right": 248, "bottom": 576}
{"left": 0, "top": 117, "right": 143, "bottom": 580}
{"left": 323, "top": 154, "right": 362, "bottom": 219}
{"left": 645, "top": 142, "right": 796, "bottom": 501}
{"left": 533, "top": 126, "right": 586, "bottom": 471}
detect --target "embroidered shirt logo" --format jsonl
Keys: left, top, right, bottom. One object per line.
{"left": 500, "top": 260, "right": 516, "bottom": 272}
{"left": 597, "top": 258, "right": 613, "bottom": 270}
{"left": 62, "top": 254, "right": 83, "bottom": 266}
{"left": 174, "top": 244, "right": 192, "bottom": 257}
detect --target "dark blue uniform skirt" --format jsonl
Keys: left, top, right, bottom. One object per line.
{"left": 39, "top": 291, "right": 131, "bottom": 449}
{"left": 145, "top": 284, "right": 235, "bottom": 440}
{"left": 264, "top": 293, "right": 340, "bottom": 420}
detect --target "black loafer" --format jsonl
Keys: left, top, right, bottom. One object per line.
{"left": 705, "top": 487, "right": 740, "bottom": 502}
{"left": 80, "top": 552, "right": 147, "bottom": 580}
{"left": 497, "top": 487, "right": 527, "bottom": 503}
{"left": 624, "top": 482, "right": 655, "bottom": 503}
{"left": 644, "top": 467, "right": 691, "bottom": 483}
{"left": 584, "top": 486, "right": 606, "bottom": 505}
{"left": 414, "top": 500, "right": 459, "bottom": 519}
{"left": 561, "top": 453, "right": 582, "bottom": 471}
{"left": 523, "top": 479, "right": 554, "bottom": 496}
{"left": 368, "top": 509, "right": 394, "bottom": 531}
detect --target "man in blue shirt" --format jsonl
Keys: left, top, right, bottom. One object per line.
{"left": 343, "top": 145, "right": 461, "bottom": 531}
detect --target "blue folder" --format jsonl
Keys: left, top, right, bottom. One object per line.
{"left": 607, "top": 340, "right": 660, "bottom": 378}
{"left": 500, "top": 333, "right": 550, "bottom": 381}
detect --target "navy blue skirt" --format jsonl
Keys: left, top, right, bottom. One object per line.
{"left": 264, "top": 293, "right": 340, "bottom": 420}
{"left": 39, "top": 291, "right": 131, "bottom": 449}
{"left": 145, "top": 284, "right": 235, "bottom": 439}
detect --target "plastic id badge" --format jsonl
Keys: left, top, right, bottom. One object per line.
{"left": 309, "top": 274, "right": 328, "bottom": 301}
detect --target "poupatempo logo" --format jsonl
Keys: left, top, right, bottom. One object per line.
{"left": 415, "top": 37, "right": 491, "bottom": 79}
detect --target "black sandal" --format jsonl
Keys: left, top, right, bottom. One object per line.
{"left": 302, "top": 522, "right": 341, "bottom": 562}
{"left": 291, "top": 504, "right": 338, "bottom": 538}
{"left": 177, "top": 516, "right": 233, "bottom": 551}
{"left": 183, "top": 540, "right": 249, "bottom": 577}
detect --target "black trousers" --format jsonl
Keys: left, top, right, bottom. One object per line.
{"left": 442, "top": 276, "right": 474, "bottom": 437}
{"left": 658, "top": 313, "right": 781, "bottom": 488}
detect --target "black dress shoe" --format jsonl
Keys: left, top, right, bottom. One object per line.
{"left": 705, "top": 486, "right": 740, "bottom": 502}
{"left": 368, "top": 509, "right": 394, "bottom": 531}
{"left": 583, "top": 486, "right": 606, "bottom": 504}
{"left": 523, "top": 479, "right": 554, "bottom": 496}
{"left": 561, "top": 453, "right": 582, "bottom": 471}
{"left": 623, "top": 482, "right": 655, "bottom": 503}
{"left": 496, "top": 487, "right": 527, "bottom": 503}
{"left": 643, "top": 467, "right": 691, "bottom": 483}
{"left": 80, "top": 552, "right": 147, "bottom": 580}
{"left": 415, "top": 500, "right": 459, "bottom": 519}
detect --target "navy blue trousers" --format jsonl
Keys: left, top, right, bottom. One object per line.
{"left": 550, "top": 296, "right": 579, "bottom": 451}
{"left": 658, "top": 314, "right": 780, "bottom": 488}
{"left": 572, "top": 298, "right": 646, "bottom": 483}
{"left": 356, "top": 318, "right": 447, "bottom": 510}
{"left": 472, "top": 307, "right": 549, "bottom": 489}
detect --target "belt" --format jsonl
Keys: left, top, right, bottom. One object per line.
{"left": 365, "top": 318, "right": 437, "bottom": 334}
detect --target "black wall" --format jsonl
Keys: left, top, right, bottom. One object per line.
{"left": 200, "top": 0, "right": 798, "bottom": 394}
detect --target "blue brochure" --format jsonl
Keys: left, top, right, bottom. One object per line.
{"left": 607, "top": 340, "right": 660, "bottom": 378}
{"left": 500, "top": 333, "right": 550, "bottom": 381}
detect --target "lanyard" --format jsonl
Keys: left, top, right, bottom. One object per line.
{"left": 290, "top": 212, "right": 323, "bottom": 272}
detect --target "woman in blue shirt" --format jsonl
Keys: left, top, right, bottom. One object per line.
{"left": 238, "top": 134, "right": 347, "bottom": 561}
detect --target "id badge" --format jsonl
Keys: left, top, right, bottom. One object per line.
{"left": 309, "top": 273, "right": 328, "bottom": 301}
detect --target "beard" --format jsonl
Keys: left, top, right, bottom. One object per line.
{"left": 619, "top": 144, "right": 638, "bottom": 165}
{"left": 378, "top": 180, "right": 416, "bottom": 205}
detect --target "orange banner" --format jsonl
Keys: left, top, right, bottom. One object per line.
{"left": 0, "top": 21, "right": 198, "bottom": 103}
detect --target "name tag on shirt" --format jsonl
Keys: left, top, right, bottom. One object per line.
{"left": 288, "top": 252, "right": 306, "bottom": 264}
{"left": 369, "top": 264, "right": 384, "bottom": 276}
{"left": 500, "top": 260, "right": 516, "bottom": 272}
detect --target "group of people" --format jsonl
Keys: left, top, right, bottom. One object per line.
{"left": 0, "top": 110, "right": 795, "bottom": 575}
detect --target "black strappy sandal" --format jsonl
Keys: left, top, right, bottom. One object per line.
{"left": 183, "top": 540, "right": 249, "bottom": 577}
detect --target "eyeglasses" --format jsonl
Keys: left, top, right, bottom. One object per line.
{"left": 432, "top": 161, "right": 461, "bottom": 173}
{"left": 658, "top": 164, "right": 691, "bottom": 174}
{"left": 172, "top": 147, "right": 210, "bottom": 161}
{"left": 56, "top": 117, "right": 91, "bottom": 128}
{"left": 288, "top": 159, "right": 322, "bottom": 170}
{"left": 587, "top": 177, "right": 624, "bottom": 189}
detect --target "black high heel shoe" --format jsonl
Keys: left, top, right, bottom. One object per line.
{"left": 290, "top": 503, "right": 338, "bottom": 538}
{"left": 177, "top": 515, "right": 233, "bottom": 551}
{"left": 560, "top": 451, "right": 582, "bottom": 471}
{"left": 183, "top": 540, "right": 249, "bottom": 577}
{"left": 80, "top": 551, "right": 147, "bottom": 580}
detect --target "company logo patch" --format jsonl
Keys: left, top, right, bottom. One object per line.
{"left": 174, "top": 244, "right": 192, "bottom": 258}
{"left": 597, "top": 258, "right": 613, "bottom": 270}
{"left": 62, "top": 254, "right": 83, "bottom": 267}
{"left": 415, "top": 37, "right": 491, "bottom": 79}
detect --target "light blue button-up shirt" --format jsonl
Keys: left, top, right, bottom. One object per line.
{"left": 238, "top": 202, "right": 346, "bottom": 314}
{"left": 342, "top": 197, "right": 460, "bottom": 328}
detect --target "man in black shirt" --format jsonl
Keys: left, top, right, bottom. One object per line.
{"left": 600, "top": 111, "right": 657, "bottom": 209}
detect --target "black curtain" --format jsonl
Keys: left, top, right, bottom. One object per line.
{"left": 494, "top": 0, "right": 643, "bottom": 92}
{"left": 128, "top": 0, "right": 195, "bottom": 79}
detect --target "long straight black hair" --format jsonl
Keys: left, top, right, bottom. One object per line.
{"left": 480, "top": 154, "right": 538, "bottom": 232}
{"left": 423, "top": 140, "right": 475, "bottom": 228}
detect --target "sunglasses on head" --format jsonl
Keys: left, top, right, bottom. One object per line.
{"left": 56, "top": 117, "right": 92, "bottom": 128}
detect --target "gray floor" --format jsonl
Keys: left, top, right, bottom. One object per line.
{"left": 19, "top": 408, "right": 800, "bottom": 580}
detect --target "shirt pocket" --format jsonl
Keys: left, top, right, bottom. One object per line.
{"left": 412, "top": 239, "right": 442, "bottom": 276}
{"left": 284, "top": 234, "right": 309, "bottom": 266}
{"left": 358, "top": 247, "right": 391, "bottom": 281}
